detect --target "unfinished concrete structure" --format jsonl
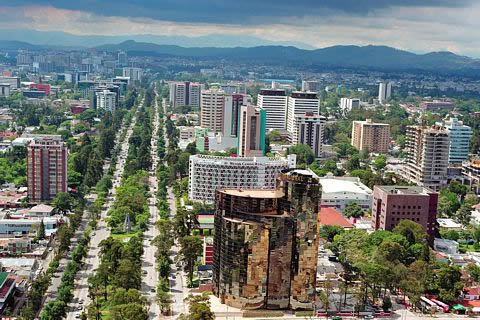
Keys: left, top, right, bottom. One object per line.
{"left": 212, "top": 169, "right": 321, "bottom": 310}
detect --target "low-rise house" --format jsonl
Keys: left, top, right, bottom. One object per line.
{"left": 438, "top": 218, "right": 463, "bottom": 231}
{"left": 463, "top": 287, "right": 480, "bottom": 301}
{"left": 434, "top": 238, "right": 459, "bottom": 255}
{"left": 319, "top": 174, "right": 372, "bottom": 213}
{"left": 318, "top": 207, "right": 354, "bottom": 229}
{"left": 26, "top": 204, "right": 54, "bottom": 217}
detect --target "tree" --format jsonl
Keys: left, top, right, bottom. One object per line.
{"left": 52, "top": 192, "right": 73, "bottom": 214}
{"left": 179, "top": 294, "right": 215, "bottom": 320}
{"left": 436, "top": 264, "right": 463, "bottom": 304}
{"left": 286, "top": 144, "right": 315, "bottom": 166}
{"left": 319, "top": 225, "right": 344, "bottom": 242}
{"left": 455, "top": 204, "right": 472, "bottom": 226}
{"left": 37, "top": 219, "right": 46, "bottom": 240}
{"left": 392, "top": 220, "right": 427, "bottom": 245}
{"left": 178, "top": 236, "right": 203, "bottom": 285}
{"left": 110, "top": 303, "right": 149, "bottom": 320}
{"left": 40, "top": 300, "right": 67, "bottom": 320}
{"left": 373, "top": 154, "right": 387, "bottom": 171}
{"left": 344, "top": 202, "right": 364, "bottom": 218}
{"left": 382, "top": 296, "right": 392, "bottom": 312}
{"left": 345, "top": 154, "right": 361, "bottom": 172}
{"left": 157, "top": 290, "right": 174, "bottom": 315}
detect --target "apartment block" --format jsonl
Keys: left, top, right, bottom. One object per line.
{"left": 290, "top": 113, "right": 326, "bottom": 158}
{"left": 440, "top": 118, "right": 472, "bottom": 164}
{"left": 372, "top": 186, "right": 438, "bottom": 245}
{"left": 168, "top": 81, "right": 202, "bottom": 109}
{"left": 286, "top": 92, "right": 320, "bottom": 135}
{"left": 27, "top": 136, "right": 67, "bottom": 202}
{"left": 301, "top": 80, "right": 322, "bottom": 92}
{"left": 95, "top": 90, "right": 116, "bottom": 112}
{"left": 237, "top": 104, "right": 266, "bottom": 157}
{"left": 351, "top": 119, "right": 390, "bottom": 153}
{"left": 213, "top": 169, "right": 321, "bottom": 310}
{"left": 257, "top": 89, "right": 288, "bottom": 130}
{"left": 200, "top": 88, "right": 226, "bottom": 134}
{"left": 402, "top": 125, "right": 450, "bottom": 191}
{"left": 378, "top": 82, "right": 392, "bottom": 104}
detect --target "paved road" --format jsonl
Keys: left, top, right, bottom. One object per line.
{"left": 65, "top": 101, "right": 141, "bottom": 320}
{"left": 141, "top": 85, "right": 161, "bottom": 319}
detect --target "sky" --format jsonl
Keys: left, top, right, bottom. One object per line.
{"left": 1, "top": 0, "right": 479, "bottom": 57}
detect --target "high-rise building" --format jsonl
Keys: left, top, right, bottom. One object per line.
{"left": 200, "top": 88, "right": 226, "bottom": 134}
{"left": 169, "top": 81, "right": 202, "bottom": 109}
{"left": 286, "top": 92, "right": 320, "bottom": 135}
{"left": 462, "top": 157, "right": 480, "bottom": 194}
{"left": 188, "top": 155, "right": 295, "bottom": 202}
{"left": 117, "top": 51, "right": 128, "bottom": 66}
{"left": 439, "top": 118, "right": 472, "bottom": 164}
{"left": 301, "top": 80, "right": 322, "bottom": 92}
{"left": 213, "top": 169, "right": 321, "bottom": 310}
{"left": 372, "top": 186, "right": 438, "bottom": 245}
{"left": 291, "top": 113, "right": 326, "bottom": 158}
{"left": 96, "top": 90, "right": 117, "bottom": 112}
{"left": 351, "top": 119, "right": 390, "bottom": 153}
{"left": 122, "top": 67, "right": 142, "bottom": 82}
{"left": 237, "top": 104, "right": 266, "bottom": 157}
{"left": 402, "top": 125, "right": 450, "bottom": 191}
{"left": 340, "top": 98, "right": 360, "bottom": 114}
{"left": 27, "top": 136, "right": 67, "bottom": 202}
{"left": 257, "top": 89, "right": 288, "bottom": 130}
{"left": 378, "top": 82, "right": 392, "bottom": 104}
{"left": 223, "top": 93, "right": 251, "bottom": 138}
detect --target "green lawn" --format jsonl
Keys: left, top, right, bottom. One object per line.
{"left": 111, "top": 231, "right": 139, "bottom": 241}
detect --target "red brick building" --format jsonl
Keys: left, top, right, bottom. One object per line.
{"left": 372, "top": 186, "right": 438, "bottom": 245}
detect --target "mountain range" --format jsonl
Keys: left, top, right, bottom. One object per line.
{"left": 96, "top": 40, "right": 480, "bottom": 72}
{"left": 0, "top": 32, "right": 479, "bottom": 73}
{"left": 0, "top": 29, "right": 314, "bottom": 50}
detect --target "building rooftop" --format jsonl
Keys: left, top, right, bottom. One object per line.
{"left": 376, "top": 185, "right": 436, "bottom": 195}
{"left": 220, "top": 189, "right": 283, "bottom": 199}
{"left": 29, "top": 204, "right": 54, "bottom": 214}
{"left": 320, "top": 176, "right": 372, "bottom": 195}
{"left": 437, "top": 218, "right": 463, "bottom": 229}
{"left": 318, "top": 207, "right": 353, "bottom": 229}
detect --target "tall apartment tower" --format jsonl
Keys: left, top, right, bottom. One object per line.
{"left": 168, "top": 81, "right": 202, "bottom": 109}
{"left": 286, "top": 92, "right": 320, "bottom": 135}
{"left": 372, "top": 186, "right": 438, "bottom": 245}
{"left": 351, "top": 119, "right": 391, "bottom": 153}
{"left": 117, "top": 51, "right": 128, "bottom": 66}
{"left": 301, "top": 80, "right": 321, "bottom": 92}
{"left": 27, "top": 136, "right": 68, "bottom": 202}
{"left": 257, "top": 89, "right": 288, "bottom": 130}
{"left": 237, "top": 104, "right": 266, "bottom": 157}
{"left": 340, "top": 98, "right": 360, "bottom": 115}
{"left": 440, "top": 118, "right": 473, "bottom": 164}
{"left": 223, "top": 93, "right": 251, "bottom": 138}
{"left": 291, "top": 113, "right": 326, "bottom": 158}
{"left": 95, "top": 90, "right": 116, "bottom": 113}
{"left": 122, "top": 67, "right": 142, "bottom": 82}
{"left": 213, "top": 169, "right": 321, "bottom": 310}
{"left": 378, "top": 82, "right": 392, "bottom": 104}
{"left": 402, "top": 125, "right": 450, "bottom": 191}
{"left": 200, "top": 88, "right": 226, "bottom": 134}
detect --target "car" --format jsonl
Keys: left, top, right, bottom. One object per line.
{"left": 151, "top": 288, "right": 156, "bottom": 293}
{"left": 78, "top": 306, "right": 83, "bottom": 311}
{"left": 78, "top": 300, "right": 84, "bottom": 305}
{"left": 364, "top": 316, "right": 374, "bottom": 320}
{"left": 75, "top": 314, "right": 81, "bottom": 319}
{"left": 331, "top": 317, "right": 342, "bottom": 320}
{"left": 143, "top": 270, "right": 148, "bottom": 275}
{"left": 48, "top": 247, "right": 53, "bottom": 251}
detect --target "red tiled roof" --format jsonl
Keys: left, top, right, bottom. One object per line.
{"left": 465, "top": 287, "right": 480, "bottom": 296}
{"left": 318, "top": 207, "right": 353, "bottom": 228}
{"left": 464, "top": 300, "right": 480, "bottom": 307}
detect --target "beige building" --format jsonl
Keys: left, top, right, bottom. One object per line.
{"left": 402, "top": 125, "right": 450, "bottom": 191}
{"left": 351, "top": 119, "right": 390, "bottom": 153}
{"left": 200, "top": 88, "right": 226, "bottom": 134}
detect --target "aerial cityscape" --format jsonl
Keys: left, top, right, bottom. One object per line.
{"left": 0, "top": 1, "right": 480, "bottom": 320}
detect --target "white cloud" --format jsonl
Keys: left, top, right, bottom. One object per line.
{"left": 1, "top": 4, "right": 480, "bottom": 57}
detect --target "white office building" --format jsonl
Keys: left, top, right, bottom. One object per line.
{"left": 257, "top": 89, "right": 288, "bottom": 130}
{"left": 319, "top": 174, "right": 373, "bottom": 213}
{"left": 291, "top": 114, "right": 326, "bottom": 159}
{"left": 340, "top": 98, "right": 360, "bottom": 114}
{"left": 286, "top": 92, "right": 320, "bottom": 134}
{"left": 378, "top": 82, "right": 392, "bottom": 104}
{"left": 188, "top": 155, "right": 296, "bottom": 202}
{"left": 96, "top": 90, "right": 116, "bottom": 112}
{"left": 0, "top": 217, "right": 59, "bottom": 236}
{"left": 0, "top": 77, "right": 20, "bottom": 89}
{"left": 122, "top": 67, "right": 142, "bottom": 82}
{"left": 0, "top": 84, "right": 10, "bottom": 97}
{"left": 438, "top": 118, "right": 473, "bottom": 164}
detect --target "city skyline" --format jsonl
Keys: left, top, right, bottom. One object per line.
{"left": 1, "top": 1, "right": 480, "bottom": 56}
